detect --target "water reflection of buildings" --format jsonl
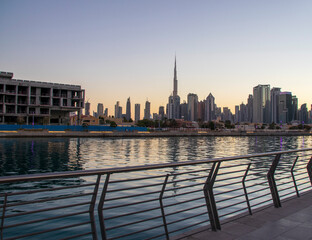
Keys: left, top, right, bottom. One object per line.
{"left": 0, "top": 138, "right": 84, "bottom": 176}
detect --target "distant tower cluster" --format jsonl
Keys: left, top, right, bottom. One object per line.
{"left": 83, "top": 56, "right": 311, "bottom": 126}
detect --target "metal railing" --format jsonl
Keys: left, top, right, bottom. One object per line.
{"left": 0, "top": 149, "right": 311, "bottom": 240}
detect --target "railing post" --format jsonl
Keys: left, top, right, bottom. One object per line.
{"left": 307, "top": 156, "right": 312, "bottom": 185}
{"left": 291, "top": 156, "right": 300, "bottom": 197}
{"left": 159, "top": 174, "right": 169, "bottom": 240}
{"left": 98, "top": 174, "right": 111, "bottom": 240}
{"left": 203, "top": 162, "right": 221, "bottom": 231}
{"left": 89, "top": 174, "right": 101, "bottom": 240}
{"left": 0, "top": 194, "right": 7, "bottom": 240}
{"left": 242, "top": 163, "right": 252, "bottom": 215}
{"left": 267, "top": 154, "right": 282, "bottom": 208}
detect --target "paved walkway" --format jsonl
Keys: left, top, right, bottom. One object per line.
{"left": 177, "top": 190, "right": 312, "bottom": 240}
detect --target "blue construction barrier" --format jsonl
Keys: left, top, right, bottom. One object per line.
{"left": 0, "top": 124, "right": 148, "bottom": 132}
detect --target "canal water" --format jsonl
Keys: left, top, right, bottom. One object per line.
{"left": 0, "top": 136, "right": 311, "bottom": 239}
{"left": 0, "top": 136, "right": 311, "bottom": 176}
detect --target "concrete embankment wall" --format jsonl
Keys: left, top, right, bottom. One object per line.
{"left": 0, "top": 129, "right": 311, "bottom": 138}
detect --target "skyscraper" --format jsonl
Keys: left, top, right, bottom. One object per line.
{"left": 197, "top": 101, "right": 205, "bottom": 122}
{"left": 205, "top": 93, "right": 216, "bottom": 122}
{"left": 144, "top": 101, "right": 151, "bottom": 120}
{"left": 167, "top": 56, "right": 180, "bottom": 119}
{"left": 292, "top": 96, "right": 298, "bottom": 121}
{"left": 126, "top": 97, "right": 131, "bottom": 121}
{"left": 270, "top": 88, "right": 281, "bottom": 123}
{"left": 278, "top": 92, "right": 292, "bottom": 123}
{"left": 187, "top": 93, "right": 198, "bottom": 121}
{"left": 247, "top": 94, "right": 253, "bottom": 123}
{"left": 235, "top": 105, "right": 239, "bottom": 123}
{"left": 253, "top": 84, "right": 270, "bottom": 123}
{"left": 135, "top": 104, "right": 140, "bottom": 122}
{"left": 159, "top": 106, "right": 165, "bottom": 120}
{"left": 173, "top": 56, "right": 178, "bottom": 97}
{"left": 115, "top": 101, "right": 122, "bottom": 118}
{"left": 239, "top": 103, "right": 247, "bottom": 122}
{"left": 85, "top": 101, "right": 90, "bottom": 116}
{"left": 299, "top": 103, "right": 308, "bottom": 124}
{"left": 97, "top": 103, "right": 104, "bottom": 116}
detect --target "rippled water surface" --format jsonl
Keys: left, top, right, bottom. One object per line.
{"left": 0, "top": 136, "right": 311, "bottom": 175}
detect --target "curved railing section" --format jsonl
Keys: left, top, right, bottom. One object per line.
{"left": 0, "top": 149, "right": 311, "bottom": 240}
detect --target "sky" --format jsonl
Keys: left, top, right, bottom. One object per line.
{"left": 1, "top": 0, "right": 312, "bottom": 117}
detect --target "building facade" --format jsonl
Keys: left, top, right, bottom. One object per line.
{"left": 205, "top": 93, "right": 215, "bottom": 122}
{"left": 126, "top": 97, "right": 131, "bottom": 121}
{"left": 270, "top": 87, "right": 281, "bottom": 123}
{"left": 187, "top": 93, "right": 198, "bottom": 121}
{"left": 85, "top": 102, "right": 90, "bottom": 116}
{"left": 144, "top": 101, "right": 151, "bottom": 120}
{"left": 135, "top": 103, "right": 140, "bottom": 122}
{"left": 167, "top": 57, "right": 181, "bottom": 119}
{"left": 97, "top": 103, "right": 104, "bottom": 117}
{"left": 253, "top": 84, "right": 270, "bottom": 123}
{"left": 0, "top": 71, "right": 84, "bottom": 125}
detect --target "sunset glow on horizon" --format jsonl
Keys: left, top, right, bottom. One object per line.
{"left": 1, "top": 0, "right": 311, "bottom": 117}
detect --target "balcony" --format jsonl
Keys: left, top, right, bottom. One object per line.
{"left": 40, "top": 102, "right": 50, "bottom": 106}
{"left": 5, "top": 100, "right": 15, "bottom": 104}
{"left": 17, "top": 102, "right": 27, "bottom": 105}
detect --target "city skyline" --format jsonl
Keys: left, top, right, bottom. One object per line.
{"left": 1, "top": 1, "right": 312, "bottom": 115}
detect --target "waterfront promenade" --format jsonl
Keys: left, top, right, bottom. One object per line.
{"left": 178, "top": 190, "right": 312, "bottom": 240}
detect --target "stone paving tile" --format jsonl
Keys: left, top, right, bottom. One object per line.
{"left": 235, "top": 223, "right": 290, "bottom": 240}
{"left": 177, "top": 190, "right": 312, "bottom": 240}
{"left": 220, "top": 222, "right": 257, "bottom": 237}
{"left": 280, "top": 226, "right": 312, "bottom": 240}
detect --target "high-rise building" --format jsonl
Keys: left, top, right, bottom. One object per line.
{"left": 144, "top": 101, "right": 151, "bottom": 120}
{"left": 126, "top": 97, "right": 131, "bottom": 121}
{"left": 187, "top": 93, "right": 198, "bottom": 121}
{"left": 85, "top": 102, "right": 90, "bottom": 116}
{"left": 247, "top": 94, "right": 253, "bottom": 123}
{"left": 292, "top": 96, "right": 298, "bottom": 121}
{"left": 205, "top": 93, "right": 215, "bottom": 122}
{"left": 235, "top": 105, "right": 239, "bottom": 123}
{"left": 135, "top": 104, "right": 140, "bottom": 122}
{"left": 158, "top": 106, "right": 165, "bottom": 120}
{"left": 239, "top": 103, "right": 247, "bottom": 122}
{"left": 0, "top": 71, "right": 85, "bottom": 125}
{"left": 278, "top": 92, "right": 292, "bottom": 124}
{"left": 104, "top": 108, "right": 108, "bottom": 117}
{"left": 270, "top": 88, "right": 281, "bottom": 123}
{"left": 180, "top": 101, "right": 188, "bottom": 120}
{"left": 197, "top": 101, "right": 205, "bottom": 122}
{"left": 97, "top": 103, "right": 104, "bottom": 116}
{"left": 299, "top": 103, "right": 308, "bottom": 124}
{"left": 253, "top": 84, "right": 270, "bottom": 123}
{"left": 173, "top": 56, "right": 178, "bottom": 97}
{"left": 114, "top": 101, "right": 122, "bottom": 118}
{"left": 222, "top": 107, "right": 232, "bottom": 122}
{"left": 167, "top": 57, "right": 180, "bottom": 119}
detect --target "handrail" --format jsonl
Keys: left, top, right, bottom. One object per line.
{"left": 0, "top": 148, "right": 311, "bottom": 240}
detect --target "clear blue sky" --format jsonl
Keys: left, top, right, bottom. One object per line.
{"left": 1, "top": 0, "right": 311, "bottom": 116}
